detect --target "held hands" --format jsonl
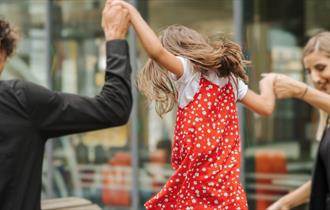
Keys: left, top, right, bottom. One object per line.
{"left": 262, "top": 73, "right": 308, "bottom": 99}
{"left": 110, "top": 0, "right": 135, "bottom": 12}
{"left": 260, "top": 73, "right": 277, "bottom": 89}
{"left": 102, "top": 0, "right": 130, "bottom": 40}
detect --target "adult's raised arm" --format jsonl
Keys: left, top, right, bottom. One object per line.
{"left": 19, "top": 4, "right": 132, "bottom": 138}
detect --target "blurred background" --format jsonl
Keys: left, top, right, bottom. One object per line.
{"left": 0, "top": 0, "right": 329, "bottom": 209}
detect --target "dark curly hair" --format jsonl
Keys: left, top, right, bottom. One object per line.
{"left": 0, "top": 18, "right": 18, "bottom": 57}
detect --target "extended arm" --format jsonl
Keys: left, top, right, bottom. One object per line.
{"left": 267, "top": 180, "right": 311, "bottom": 210}
{"left": 111, "top": 0, "right": 183, "bottom": 77}
{"left": 21, "top": 4, "right": 132, "bottom": 138}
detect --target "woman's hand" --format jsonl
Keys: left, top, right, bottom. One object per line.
{"left": 260, "top": 72, "right": 277, "bottom": 89}
{"left": 263, "top": 73, "right": 308, "bottom": 99}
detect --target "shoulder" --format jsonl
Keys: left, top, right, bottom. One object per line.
{"left": 227, "top": 75, "right": 248, "bottom": 101}
{"left": 169, "top": 56, "right": 195, "bottom": 81}
{"left": 0, "top": 80, "right": 31, "bottom": 109}
{"left": 168, "top": 56, "right": 201, "bottom": 108}
{"left": 5, "top": 80, "right": 50, "bottom": 94}
{"left": 0, "top": 79, "right": 28, "bottom": 93}
{"left": 1, "top": 79, "right": 53, "bottom": 102}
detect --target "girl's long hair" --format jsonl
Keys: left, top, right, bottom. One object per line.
{"left": 303, "top": 32, "right": 330, "bottom": 141}
{"left": 138, "top": 25, "right": 248, "bottom": 117}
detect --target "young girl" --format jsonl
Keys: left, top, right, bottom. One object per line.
{"left": 111, "top": 1, "right": 275, "bottom": 209}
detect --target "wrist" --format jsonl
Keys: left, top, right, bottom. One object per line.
{"left": 293, "top": 82, "right": 308, "bottom": 98}
{"left": 296, "top": 85, "right": 308, "bottom": 99}
{"left": 299, "top": 85, "right": 309, "bottom": 99}
{"left": 105, "top": 30, "right": 126, "bottom": 41}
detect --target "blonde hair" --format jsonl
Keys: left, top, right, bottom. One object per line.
{"left": 138, "top": 25, "right": 248, "bottom": 117}
{"left": 303, "top": 31, "right": 330, "bottom": 141}
{"left": 303, "top": 32, "right": 330, "bottom": 58}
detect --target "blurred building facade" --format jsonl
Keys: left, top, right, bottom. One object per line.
{"left": 0, "top": 0, "right": 329, "bottom": 209}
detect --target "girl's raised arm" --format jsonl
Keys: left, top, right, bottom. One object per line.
{"left": 111, "top": 0, "right": 183, "bottom": 77}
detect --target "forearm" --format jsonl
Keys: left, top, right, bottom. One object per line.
{"left": 105, "top": 28, "right": 127, "bottom": 41}
{"left": 102, "top": 3, "right": 129, "bottom": 41}
{"left": 301, "top": 87, "right": 330, "bottom": 114}
{"left": 103, "top": 40, "right": 132, "bottom": 122}
{"left": 24, "top": 40, "right": 132, "bottom": 138}
{"left": 277, "top": 180, "right": 311, "bottom": 208}
{"left": 259, "top": 83, "right": 276, "bottom": 115}
{"left": 241, "top": 89, "right": 275, "bottom": 116}
{"left": 273, "top": 74, "right": 330, "bottom": 113}
{"left": 129, "top": 8, "right": 164, "bottom": 60}
{"left": 247, "top": 81, "right": 276, "bottom": 116}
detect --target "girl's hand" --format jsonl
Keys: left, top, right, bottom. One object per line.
{"left": 259, "top": 73, "right": 276, "bottom": 98}
{"left": 111, "top": 0, "right": 134, "bottom": 12}
{"left": 260, "top": 73, "right": 277, "bottom": 87}
{"left": 102, "top": 0, "right": 130, "bottom": 40}
{"left": 111, "top": 0, "right": 139, "bottom": 25}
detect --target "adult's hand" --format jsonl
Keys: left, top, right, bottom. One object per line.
{"left": 102, "top": 0, "right": 130, "bottom": 41}
{"left": 263, "top": 73, "right": 308, "bottom": 99}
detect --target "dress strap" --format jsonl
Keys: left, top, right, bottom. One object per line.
{"left": 229, "top": 74, "right": 239, "bottom": 101}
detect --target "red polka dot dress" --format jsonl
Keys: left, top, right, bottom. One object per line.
{"left": 145, "top": 76, "right": 248, "bottom": 210}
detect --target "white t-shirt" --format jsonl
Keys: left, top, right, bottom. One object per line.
{"left": 170, "top": 56, "right": 248, "bottom": 108}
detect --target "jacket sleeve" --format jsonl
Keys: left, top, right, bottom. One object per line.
{"left": 22, "top": 40, "right": 132, "bottom": 139}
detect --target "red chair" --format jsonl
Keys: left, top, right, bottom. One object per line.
{"left": 102, "top": 152, "right": 131, "bottom": 207}
{"left": 255, "top": 150, "right": 287, "bottom": 210}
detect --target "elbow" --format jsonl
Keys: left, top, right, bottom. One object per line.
{"left": 116, "top": 111, "right": 131, "bottom": 126}
{"left": 116, "top": 95, "right": 133, "bottom": 126}
{"left": 258, "top": 105, "right": 274, "bottom": 117}
{"left": 121, "top": 103, "right": 133, "bottom": 124}
{"left": 103, "top": 89, "right": 132, "bottom": 127}
{"left": 259, "top": 109, "right": 273, "bottom": 117}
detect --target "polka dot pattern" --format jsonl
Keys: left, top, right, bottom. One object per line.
{"left": 145, "top": 78, "right": 248, "bottom": 210}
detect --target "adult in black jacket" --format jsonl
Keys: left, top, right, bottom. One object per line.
{"left": 0, "top": 3, "right": 132, "bottom": 210}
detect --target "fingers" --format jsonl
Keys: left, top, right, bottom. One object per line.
{"left": 104, "top": 0, "right": 113, "bottom": 11}
{"left": 273, "top": 85, "right": 287, "bottom": 99}
{"left": 105, "top": 0, "right": 112, "bottom": 6}
{"left": 261, "top": 72, "right": 277, "bottom": 77}
{"left": 261, "top": 73, "right": 268, "bottom": 77}
{"left": 102, "top": 4, "right": 130, "bottom": 40}
{"left": 111, "top": 0, "right": 126, "bottom": 7}
{"left": 110, "top": 0, "right": 133, "bottom": 15}
{"left": 261, "top": 73, "right": 274, "bottom": 78}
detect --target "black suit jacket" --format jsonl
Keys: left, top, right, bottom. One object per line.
{"left": 0, "top": 40, "right": 132, "bottom": 210}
